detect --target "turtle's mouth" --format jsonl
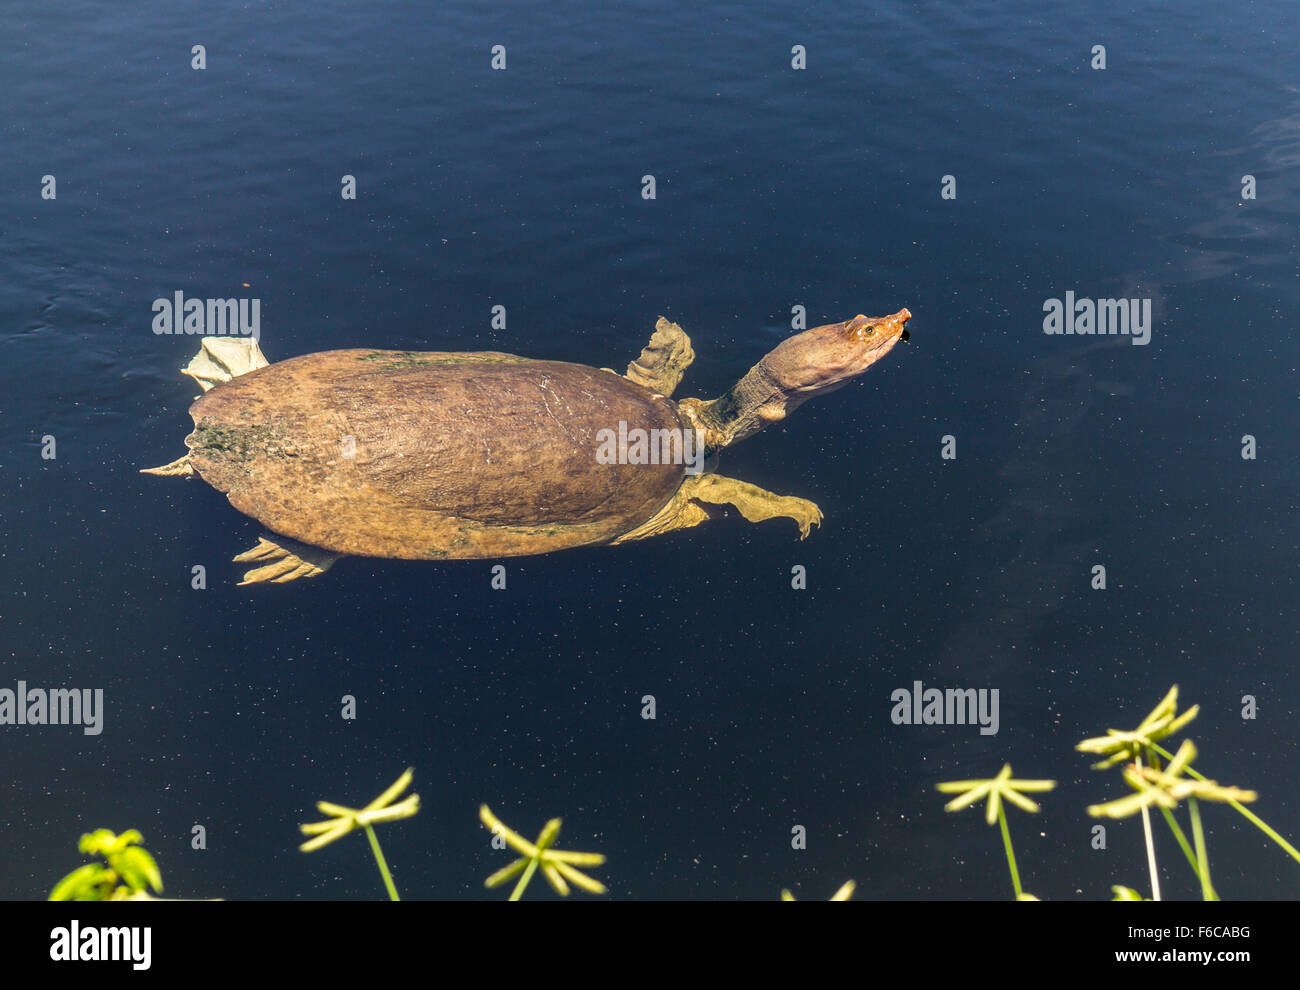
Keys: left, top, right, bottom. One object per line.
{"left": 900, "top": 328, "right": 911, "bottom": 343}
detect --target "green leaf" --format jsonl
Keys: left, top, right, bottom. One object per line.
{"left": 78, "top": 829, "right": 117, "bottom": 856}
{"left": 114, "top": 847, "right": 163, "bottom": 894}
{"left": 50, "top": 864, "right": 112, "bottom": 901}
{"left": 484, "top": 858, "right": 528, "bottom": 888}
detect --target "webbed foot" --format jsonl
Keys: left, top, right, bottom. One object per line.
{"left": 688, "top": 474, "right": 823, "bottom": 538}
{"left": 611, "top": 473, "right": 823, "bottom": 544}
{"left": 233, "top": 535, "right": 340, "bottom": 585}
{"left": 182, "top": 337, "right": 270, "bottom": 393}
{"left": 625, "top": 317, "right": 695, "bottom": 397}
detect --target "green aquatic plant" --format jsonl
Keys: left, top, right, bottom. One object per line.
{"left": 49, "top": 829, "right": 163, "bottom": 901}
{"left": 479, "top": 805, "right": 606, "bottom": 901}
{"left": 933, "top": 687, "right": 1297, "bottom": 901}
{"left": 1077, "top": 685, "right": 1200, "bottom": 770}
{"left": 780, "top": 880, "right": 855, "bottom": 900}
{"left": 937, "top": 764, "right": 1057, "bottom": 900}
{"left": 299, "top": 767, "right": 420, "bottom": 901}
{"left": 1079, "top": 686, "right": 1294, "bottom": 902}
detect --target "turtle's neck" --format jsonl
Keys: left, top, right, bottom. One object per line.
{"left": 677, "top": 361, "right": 789, "bottom": 456}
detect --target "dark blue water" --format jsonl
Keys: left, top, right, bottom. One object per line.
{"left": 3, "top": 1, "right": 1297, "bottom": 901}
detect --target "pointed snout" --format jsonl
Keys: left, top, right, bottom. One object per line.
{"left": 844, "top": 308, "right": 912, "bottom": 343}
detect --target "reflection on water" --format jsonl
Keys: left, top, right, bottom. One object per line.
{"left": 1162, "top": 96, "right": 1300, "bottom": 285}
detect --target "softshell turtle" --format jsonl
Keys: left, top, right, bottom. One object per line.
{"left": 143, "top": 310, "right": 911, "bottom": 584}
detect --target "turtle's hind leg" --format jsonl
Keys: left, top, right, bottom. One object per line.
{"left": 141, "top": 338, "right": 271, "bottom": 476}
{"left": 234, "top": 535, "right": 341, "bottom": 586}
{"left": 182, "top": 337, "right": 270, "bottom": 392}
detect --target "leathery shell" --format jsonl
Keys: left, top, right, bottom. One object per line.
{"left": 185, "top": 349, "right": 686, "bottom": 559}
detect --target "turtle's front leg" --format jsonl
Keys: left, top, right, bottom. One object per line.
{"left": 611, "top": 473, "right": 823, "bottom": 545}
{"left": 623, "top": 317, "right": 695, "bottom": 397}
{"left": 686, "top": 474, "right": 823, "bottom": 538}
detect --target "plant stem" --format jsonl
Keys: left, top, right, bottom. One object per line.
{"left": 510, "top": 858, "right": 540, "bottom": 902}
{"left": 1189, "top": 799, "right": 1219, "bottom": 901}
{"left": 1152, "top": 742, "right": 1300, "bottom": 866}
{"left": 1136, "top": 754, "right": 1161, "bottom": 901}
{"left": 364, "top": 824, "right": 400, "bottom": 902}
{"left": 1157, "top": 805, "right": 1200, "bottom": 876}
{"left": 998, "top": 805, "right": 1023, "bottom": 900}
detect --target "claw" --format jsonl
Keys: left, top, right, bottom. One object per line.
{"left": 796, "top": 505, "right": 824, "bottom": 540}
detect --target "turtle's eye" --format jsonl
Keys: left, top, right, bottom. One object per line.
{"left": 854, "top": 324, "right": 875, "bottom": 340}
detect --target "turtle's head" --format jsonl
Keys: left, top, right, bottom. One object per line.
{"left": 763, "top": 309, "right": 912, "bottom": 397}
{"left": 684, "top": 307, "right": 913, "bottom": 451}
